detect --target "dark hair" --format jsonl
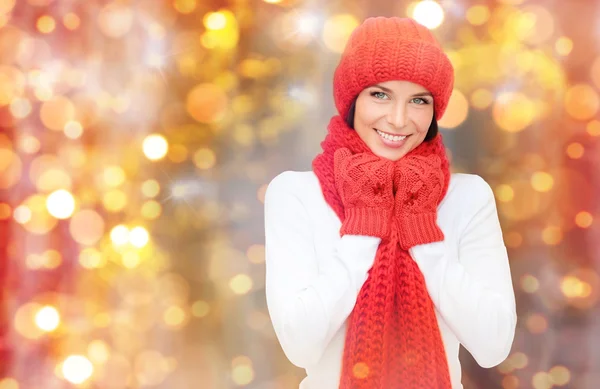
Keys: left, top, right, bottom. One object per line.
{"left": 344, "top": 99, "right": 439, "bottom": 141}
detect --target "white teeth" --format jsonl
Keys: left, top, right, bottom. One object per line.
{"left": 376, "top": 129, "right": 407, "bottom": 142}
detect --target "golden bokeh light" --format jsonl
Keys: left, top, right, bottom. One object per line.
{"left": 88, "top": 340, "right": 110, "bottom": 364}
{"left": 411, "top": 0, "right": 444, "bottom": 30}
{"left": 229, "top": 274, "right": 253, "bottom": 295}
{"left": 79, "top": 248, "right": 107, "bottom": 269}
{"left": 247, "top": 244, "right": 265, "bottom": 264}
{"left": 64, "top": 120, "right": 83, "bottom": 139}
{"left": 564, "top": 84, "right": 599, "bottom": 121}
{"left": 530, "top": 172, "right": 554, "bottom": 192}
{"left": 521, "top": 274, "right": 539, "bottom": 293}
{"left": 69, "top": 209, "right": 105, "bottom": 245}
{"left": 549, "top": 365, "right": 570, "bottom": 386}
{"left": 322, "top": 14, "right": 359, "bottom": 53}
{"left": 192, "top": 147, "right": 216, "bottom": 170}
{"left": 0, "top": 378, "right": 18, "bottom": 389}
{"left": 129, "top": 226, "right": 150, "bottom": 248}
{"left": 14, "top": 302, "right": 45, "bottom": 340}
{"left": 37, "top": 15, "right": 56, "bottom": 34}
{"left": 40, "top": 96, "right": 76, "bottom": 131}
{"left": 492, "top": 92, "right": 535, "bottom": 132}
{"left": 555, "top": 36, "right": 573, "bottom": 56}
{"left": 466, "top": 5, "right": 490, "bottom": 26}
{"left": 470, "top": 88, "right": 493, "bottom": 110}
{"left": 110, "top": 224, "right": 130, "bottom": 246}
{"left": 502, "top": 375, "right": 519, "bottom": 389}
{"left": 186, "top": 83, "right": 228, "bottom": 124}
{"left": 438, "top": 89, "right": 469, "bottom": 128}
{"left": 143, "top": 134, "right": 169, "bottom": 161}
{"left": 164, "top": 306, "right": 187, "bottom": 327}
{"left": 495, "top": 184, "right": 514, "bottom": 202}
{"left": 587, "top": 119, "right": 600, "bottom": 136}
{"left": 0, "top": 146, "right": 22, "bottom": 189}
{"left": 34, "top": 305, "right": 60, "bottom": 332}
{"left": 62, "top": 355, "right": 94, "bottom": 384}
{"left": 103, "top": 166, "right": 126, "bottom": 187}
{"left": 231, "top": 362, "right": 254, "bottom": 385}
{"left": 63, "top": 12, "right": 81, "bottom": 30}
{"left": 526, "top": 313, "right": 548, "bottom": 334}
{"left": 0, "top": 202, "right": 11, "bottom": 220}
{"left": 102, "top": 189, "right": 127, "bottom": 212}
{"left": 191, "top": 300, "right": 210, "bottom": 318}
{"left": 20, "top": 195, "right": 58, "bottom": 234}
{"left": 97, "top": 2, "right": 134, "bottom": 38}
{"left": 174, "top": 0, "right": 196, "bottom": 14}
{"left": 142, "top": 180, "right": 160, "bottom": 197}
{"left": 542, "top": 226, "right": 562, "bottom": 245}
{"left": 141, "top": 200, "right": 162, "bottom": 220}
{"left": 566, "top": 142, "right": 584, "bottom": 159}
{"left": 575, "top": 211, "right": 593, "bottom": 228}
{"left": 46, "top": 189, "right": 76, "bottom": 219}
{"left": 532, "top": 372, "right": 553, "bottom": 389}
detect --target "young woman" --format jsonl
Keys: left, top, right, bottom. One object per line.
{"left": 264, "top": 17, "right": 517, "bottom": 389}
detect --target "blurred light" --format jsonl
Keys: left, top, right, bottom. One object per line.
{"left": 122, "top": 250, "right": 141, "bottom": 268}
{"left": 174, "top": 0, "right": 197, "bottom": 14}
{"left": 64, "top": 121, "right": 83, "bottom": 139}
{"left": 496, "top": 184, "right": 514, "bottom": 202}
{"left": 530, "top": 172, "right": 553, "bottom": 192}
{"left": 566, "top": 142, "right": 584, "bottom": 159}
{"left": 0, "top": 378, "right": 18, "bottom": 389}
{"left": 98, "top": 3, "right": 133, "bottom": 38}
{"left": 575, "top": 211, "right": 593, "bottom": 228}
{"left": 143, "top": 134, "right": 169, "bottom": 161}
{"left": 103, "top": 166, "right": 126, "bottom": 187}
{"left": 192, "top": 148, "right": 216, "bottom": 170}
{"left": 542, "top": 226, "right": 562, "bottom": 245}
{"left": 555, "top": 36, "right": 573, "bottom": 56}
{"left": 231, "top": 358, "right": 254, "bottom": 385}
{"left": 0, "top": 0, "right": 16, "bottom": 14}
{"left": 521, "top": 274, "right": 539, "bottom": 293}
{"left": 0, "top": 147, "right": 22, "bottom": 189}
{"left": 142, "top": 180, "right": 160, "bottom": 197}
{"left": 565, "top": 84, "right": 599, "bottom": 121}
{"left": 40, "top": 96, "right": 75, "bottom": 131}
{"left": 561, "top": 275, "right": 590, "bottom": 298}
{"left": 10, "top": 97, "right": 32, "bottom": 118}
{"left": 532, "top": 371, "right": 553, "bottom": 389}
{"left": 411, "top": 1, "right": 444, "bottom": 30}
{"left": 167, "top": 144, "right": 188, "bottom": 163}
{"left": 493, "top": 92, "right": 535, "bottom": 132}
{"left": 79, "top": 248, "right": 106, "bottom": 269}
{"left": 264, "top": 0, "right": 282, "bottom": 3}
{"left": 13, "top": 205, "right": 31, "bottom": 224}
{"left": 164, "top": 306, "right": 186, "bottom": 327}
{"left": 110, "top": 225, "right": 129, "bottom": 246}
{"left": 63, "top": 12, "right": 80, "bottom": 30}
{"left": 14, "top": 302, "right": 45, "bottom": 339}
{"left": 466, "top": 5, "right": 490, "bottom": 26}
{"left": 186, "top": 83, "right": 228, "bottom": 124}
{"left": 204, "top": 12, "right": 227, "bottom": 30}
{"left": 549, "top": 365, "right": 570, "bottom": 386}
{"left": 17, "top": 135, "right": 40, "bottom": 154}
{"left": 37, "top": 15, "right": 55, "bottom": 33}
{"left": 141, "top": 200, "right": 162, "bottom": 220}
{"left": 102, "top": 189, "right": 127, "bottom": 212}
{"left": 470, "top": 89, "right": 493, "bottom": 110}
{"left": 129, "top": 226, "right": 149, "bottom": 248}
{"left": 247, "top": 244, "right": 265, "bottom": 264}
{"left": 69, "top": 209, "right": 105, "bottom": 245}
{"left": 0, "top": 203, "right": 10, "bottom": 220}
{"left": 46, "top": 189, "right": 76, "bottom": 219}
{"left": 88, "top": 340, "right": 110, "bottom": 364}
{"left": 191, "top": 300, "right": 210, "bottom": 318}
{"left": 587, "top": 120, "right": 600, "bottom": 136}
{"left": 438, "top": 89, "right": 468, "bottom": 128}
{"left": 322, "top": 14, "right": 359, "bottom": 53}
{"left": 62, "top": 355, "right": 93, "bottom": 384}
{"left": 502, "top": 375, "right": 519, "bottom": 389}
{"left": 526, "top": 314, "right": 548, "bottom": 334}
{"left": 34, "top": 305, "right": 60, "bottom": 332}
{"left": 229, "top": 274, "right": 253, "bottom": 295}
{"left": 135, "top": 350, "right": 169, "bottom": 386}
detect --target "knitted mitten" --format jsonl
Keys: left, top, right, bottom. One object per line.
{"left": 334, "top": 148, "right": 395, "bottom": 238}
{"left": 394, "top": 154, "right": 445, "bottom": 249}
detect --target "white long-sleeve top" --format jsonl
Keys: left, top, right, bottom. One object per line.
{"left": 264, "top": 170, "right": 517, "bottom": 389}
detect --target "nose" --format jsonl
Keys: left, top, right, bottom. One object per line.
{"left": 386, "top": 101, "right": 407, "bottom": 129}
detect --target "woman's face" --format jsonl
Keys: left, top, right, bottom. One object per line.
{"left": 353, "top": 80, "right": 434, "bottom": 161}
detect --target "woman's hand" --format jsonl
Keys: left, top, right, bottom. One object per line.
{"left": 334, "top": 147, "right": 395, "bottom": 238}
{"left": 393, "top": 154, "right": 445, "bottom": 249}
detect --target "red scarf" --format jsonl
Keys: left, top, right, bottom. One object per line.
{"left": 312, "top": 116, "right": 452, "bottom": 388}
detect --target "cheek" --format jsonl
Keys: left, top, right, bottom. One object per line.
{"left": 412, "top": 109, "right": 434, "bottom": 134}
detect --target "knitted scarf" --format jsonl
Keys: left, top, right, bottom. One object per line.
{"left": 312, "top": 115, "right": 452, "bottom": 389}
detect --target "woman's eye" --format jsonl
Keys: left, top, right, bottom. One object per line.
{"left": 371, "top": 91, "right": 388, "bottom": 99}
{"left": 412, "top": 97, "right": 430, "bottom": 105}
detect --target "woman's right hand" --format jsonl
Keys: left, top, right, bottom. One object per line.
{"left": 333, "top": 147, "right": 395, "bottom": 238}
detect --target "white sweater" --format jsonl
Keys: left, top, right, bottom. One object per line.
{"left": 264, "top": 170, "right": 517, "bottom": 389}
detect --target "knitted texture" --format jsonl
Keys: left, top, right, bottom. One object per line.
{"left": 334, "top": 148, "right": 395, "bottom": 238}
{"left": 313, "top": 116, "right": 452, "bottom": 389}
{"left": 333, "top": 17, "right": 454, "bottom": 121}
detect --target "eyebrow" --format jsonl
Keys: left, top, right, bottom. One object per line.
{"left": 371, "top": 84, "right": 433, "bottom": 98}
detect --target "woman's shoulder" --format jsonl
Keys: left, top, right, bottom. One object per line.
{"left": 265, "top": 170, "right": 322, "bottom": 205}
{"left": 445, "top": 173, "right": 496, "bottom": 210}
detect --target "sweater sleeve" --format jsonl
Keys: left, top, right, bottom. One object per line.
{"left": 409, "top": 176, "right": 517, "bottom": 368}
{"left": 264, "top": 172, "right": 380, "bottom": 368}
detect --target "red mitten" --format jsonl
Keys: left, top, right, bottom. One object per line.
{"left": 334, "top": 148, "right": 395, "bottom": 238}
{"left": 394, "top": 154, "right": 445, "bottom": 249}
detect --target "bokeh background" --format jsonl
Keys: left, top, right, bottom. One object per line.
{"left": 0, "top": 0, "right": 599, "bottom": 388}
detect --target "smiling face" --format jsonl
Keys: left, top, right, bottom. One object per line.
{"left": 353, "top": 80, "right": 435, "bottom": 161}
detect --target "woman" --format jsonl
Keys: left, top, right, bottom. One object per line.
{"left": 264, "top": 17, "right": 517, "bottom": 389}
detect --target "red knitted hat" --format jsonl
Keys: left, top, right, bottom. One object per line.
{"left": 333, "top": 17, "right": 454, "bottom": 121}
